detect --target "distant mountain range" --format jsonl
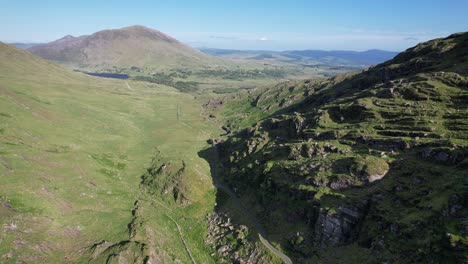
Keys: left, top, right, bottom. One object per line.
{"left": 200, "top": 48, "right": 399, "bottom": 66}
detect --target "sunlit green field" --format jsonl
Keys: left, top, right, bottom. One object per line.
{"left": 0, "top": 46, "right": 221, "bottom": 262}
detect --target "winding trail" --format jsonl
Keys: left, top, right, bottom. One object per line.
{"left": 125, "top": 81, "right": 134, "bottom": 90}
{"left": 144, "top": 195, "right": 196, "bottom": 264}
{"left": 209, "top": 147, "right": 293, "bottom": 264}
{"left": 166, "top": 214, "right": 197, "bottom": 264}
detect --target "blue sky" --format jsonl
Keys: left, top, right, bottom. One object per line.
{"left": 1, "top": 0, "right": 467, "bottom": 51}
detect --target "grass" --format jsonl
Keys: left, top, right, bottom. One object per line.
{"left": 0, "top": 43, "right": 228, "bottom": 262}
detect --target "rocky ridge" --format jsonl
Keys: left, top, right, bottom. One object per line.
{"left": 205, "top": 33, "right": 468, "bottom": 263}
{"left": 205, "top": 212, "right": 269, "bottom": 263}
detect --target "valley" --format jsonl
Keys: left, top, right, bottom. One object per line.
{"left": 0, "top": 20, "right": 467, "bottom": 264}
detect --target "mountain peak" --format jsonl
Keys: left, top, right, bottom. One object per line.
{"left": 54, "top": 34, "right": 79, "bottom": 43}
{"left": 122, "top": 25, "right": 152, "bottom": 30}
{"left": 61, "top": 35, "right": 75, "bottom": 40}
{"left": 80, "top": 25, "right": 182, "bottom": 45}
{"left": 28, "top": 25, "right": 213, "bottom": 69}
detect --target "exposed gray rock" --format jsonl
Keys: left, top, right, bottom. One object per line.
{"left": 368, "top": 169, "right": 389, "bottom": 183}
{"left": 367, "top": 138, "right": 408, "bottom": 151}
{"left": 314, "top": 204, "right": 367, "bottom": 248}
{"left": 329, "top": 177, "right": 352, "bottom": 190}
{"left": 208, "top": 138, "right": 224, "bottom": 145}
{"left": 434, "top": 151, "right": 450, "bottom": 162}
{"left": 205, "top": 212, "right": 268, "bottom": 263}
{"left": 447, "top": 194, "right": 464, "bottom": 216}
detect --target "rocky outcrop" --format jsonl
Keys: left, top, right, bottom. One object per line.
{"left": 205, "top": 212, "right": 268, "bottom": 264}
{"left": 141, "top": 160, "right": 190, "bottom": 205}
{"left": 207, "top": 32, "right": 468, "bottom": 263}
{"left": 314, "top": 204, "right": 368, "bottom": 248}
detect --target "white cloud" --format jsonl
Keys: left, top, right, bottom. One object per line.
{"left": 258, "top": 36, "right": 269, "bottom": 41}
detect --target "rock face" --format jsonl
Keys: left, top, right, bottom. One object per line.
{"left": 205, "top": 212, "right": 268, "bottom": 264}
{"left": 140, "top": 160, "right": 190, "bottom": 205}
{"left": 367, "top": 169, "right": 388, "bottom": 182}
{"left": 314, "top": 204, "right": 368, "bottom": 248}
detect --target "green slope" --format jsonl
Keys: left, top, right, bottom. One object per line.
{"left": 0, "top": 42, "right": 224, "bottom": 263}
{"left": 204, "top": 32, "right": 468, "bottom": 263}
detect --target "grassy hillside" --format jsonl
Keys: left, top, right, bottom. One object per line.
{"left": 0, "top": 42, "right": 264, "bottom": 263}
{"left": 9, "top": 43, "right": 43, "bottom": 49}
{"left": 204, "top": 32, "right": 468, "bottom": 263}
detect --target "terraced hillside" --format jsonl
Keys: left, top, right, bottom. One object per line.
{"left": 204, "top": 33, "right": 468, "bottom": 263}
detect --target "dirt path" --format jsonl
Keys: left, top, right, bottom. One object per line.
{"left": 144, "top": 195, "right": 196, "bottom": 264}
{"left": 166, "top": 214, "right": 197, "bottom": 264}
{"left": 125, "top": 81, "right": 134, "bottom": 90}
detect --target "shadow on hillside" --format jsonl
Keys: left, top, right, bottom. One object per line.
{"left": 198, "top": 116, "right": 468, "bottom": 262}
{"left": 198, "top": 145, "right": 295, "bottom": 262}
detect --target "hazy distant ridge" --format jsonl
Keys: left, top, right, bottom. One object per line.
{"left": 200, "top": 48, "right": 398, "bottom": 66}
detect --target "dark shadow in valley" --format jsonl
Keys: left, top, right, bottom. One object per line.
{"left": 198, "top": 145, "right": 294, "bottom": 264}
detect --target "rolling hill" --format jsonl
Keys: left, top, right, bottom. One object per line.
{"left": 9, "top": 43, "right": 43, "bottom": 49}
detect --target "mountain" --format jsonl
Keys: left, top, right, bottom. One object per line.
{"left": 27, "top": 26, "right": 321, "bottom": 93}
{"left": 202, "top": 32, "right": 468, "bottom": 263}
{"left": 200, "top": 48, "right": 399, "bottom": 66}
{"left": 29, "top": 25, "right": 225, "bottom": 70}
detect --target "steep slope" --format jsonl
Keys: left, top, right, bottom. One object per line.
{"left": 204, "top": 32, "right": 468, "bottom": 263}
{"left": 29, "top": 25, "right": 225, "bottom": 70}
